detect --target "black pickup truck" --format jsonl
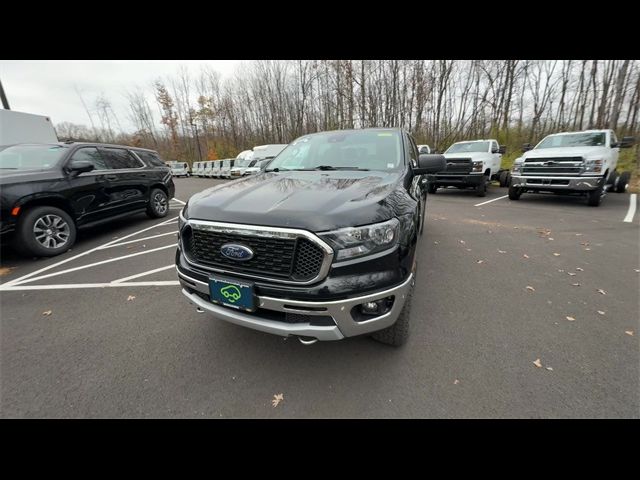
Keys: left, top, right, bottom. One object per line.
{"left": 176, "top": 128, "right": 445, "bottom": 346}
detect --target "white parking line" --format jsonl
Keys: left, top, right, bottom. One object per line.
{"left": 1, "top": 213, "right": 180, "bottom": 287}
{"left": 624, "top": 194, "right": 637, "bottom": 223}
{"left": 0, "top": 281, "right": 180, "bottom": 291}
{"left": 97, "top": 231, "right": 178, "bottom": 250}
{"left": 171, "top": 198, "right": 186, "bottom": 205}
{"left": 111, "top": 265, "right": 175, "bottom": 284}
{"left": 474, "top": 195, "right": 508, "bottom": 207}
{"left": 7, "top": 244, "right": 178, "bottom": 287}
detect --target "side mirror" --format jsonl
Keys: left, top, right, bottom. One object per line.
{"left": 522, "top": 143, "right": 533, "bottom": 152}
{"left": 68, "top": 160, "right": 95, "bottom": 176}
{"left": 414, "top": 154, "right": 446, "bottom": 175}
{"left": 619, "top": 136, "right": 635, "bottom": 148}
{"left": 498, "top": 146, "right": 506, "bottom": 154}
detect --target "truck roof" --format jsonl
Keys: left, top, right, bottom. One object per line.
{"left": 547, "top": 129, "right": 610, "bottom": 135}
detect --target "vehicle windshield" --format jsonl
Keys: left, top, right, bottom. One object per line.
{"left": 234, "top": 158, "right": 252, "bottom": 167}
{"left": 445, "top": 141, "right": 490, "bottom": 154}
{"left": 266, "top": 130, "right": 403, "bottom": 172}
{"left": 536, "top": 132, "right": 606, "bottom": 149}
{"left": 0, "top": 144, "right": 67, "bottom": 170}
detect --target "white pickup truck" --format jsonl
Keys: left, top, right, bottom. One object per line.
{"left": 509, "top": 129, "right": 635, "bottom": 206}
{"left": 427, "top": 139, "right": 505, "bottom": 197}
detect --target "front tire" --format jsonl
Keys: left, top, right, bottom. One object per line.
{"left": 587, "top": 184, "right": 604, "bottom": 206}
{"left": 146, "top": 188, "right": 169, "bottom": 218}
{"left": 371, "top": 280, "right": 414, "bottom": 347}
{"left": 475, "top": 178, "right": 488, "bottom": 197}
{"left": 508, "top": 184, "right": 522, "bottom": 200}
{"left": 14, "top": 206, "right": 76, "bottom": 258}
{"left": 499, "top": 171, "right": 509, "bottom": 187}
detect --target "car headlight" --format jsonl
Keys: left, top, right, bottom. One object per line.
{"left": 472, "top": 161, "right": 483, "bottom": 172}
{"left": 512, "top": 163, "right": 522, "bottom": 174}
{"left": 320, "top": 218, "right": 400, "bottom": 261}
{"left": 584, "top": 159, "right": 603, "bottom": 173}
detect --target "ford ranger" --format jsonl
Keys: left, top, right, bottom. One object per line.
{"left": 509, "top": 129, "right": 635, "bottom": 206}
{"left": 427, "top": 139, "right": 505, "bottom": 196}
{"left": 175, "top": 128, "right": 445, "bottom": 346}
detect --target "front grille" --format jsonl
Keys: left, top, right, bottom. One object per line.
{"left": 522, "top": 156, "right": 583, "bottom": 176}
{"left": 442, "top": 157, "right": 472, "bottom": 174}
{"left": 187, "top": 227, "right": 326, "bottom": 282}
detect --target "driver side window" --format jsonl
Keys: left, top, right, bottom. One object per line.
{"left": 70, "top": 147, "right": 108, "bottom": 170}
{"left": 406, "top": 134, "right": 418, "bottom": 167}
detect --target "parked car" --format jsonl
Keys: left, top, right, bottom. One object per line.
{"left": 243, "top": 158, "right": 273, "bottom": 176}
{"left": 168, "top": 161, "right": 190, "bottom": 177}
{"left": 0, "top": 142, "right": 175, "bottom": 257}
{"left": 175, "top": 128, "right": 445, "bottom": 346}
{"left": 219, "top": 158, "right": 235, "bottom": 179}
{"left": 203, "top": 161, "right": 214, "bottom": 177}
{"left": 509, "top": 129, "right": 635, "bottom": 206}
{"left": 427, "top": 139, "right": 505, "bottom": 197}
{"left": 230, "top": 154, "right": 255, "bottom": 178}
{"left": 193, "top": 161, "right": 204, "bottom": 177}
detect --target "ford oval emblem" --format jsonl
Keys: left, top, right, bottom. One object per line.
{"left": 220, "top": 243, "right": 254, "bottom": 261}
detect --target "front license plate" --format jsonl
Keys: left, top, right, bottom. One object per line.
{"left": 209, "top": 275, "right": 256, "bottom": 312}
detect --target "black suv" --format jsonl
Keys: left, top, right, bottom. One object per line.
{"left": 0, "top": 142, "right": 175, "bottom": 257}
{"left": 176, "top": 128, "right": 445, "bottom": 346}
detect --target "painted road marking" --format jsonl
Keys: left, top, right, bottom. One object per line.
{"left": 0, "top": 281, "right": 180, "bottom": 291}
{"left": 624, "top": 194, "right": 637, "bottom": 223}
{"left": 97, "top": 231, "right": 178, "bottom": 250}
{"left": 474, "top": 195, "right": 508, "bottom": 207}
{"left": 111, "top": 265, "right": 175, "bottom": 284}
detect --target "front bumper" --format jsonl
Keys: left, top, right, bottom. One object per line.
{"left": 511, "top": 175, "right": 604, "bottom": 191}
{"left": 431, "top": 173, "right": 484, "bottom": 187}
{"left": 177, "top": 266, "right": 414, "bottom": 341}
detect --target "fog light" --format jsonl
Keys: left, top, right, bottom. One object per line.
{"left": 362, "top": 302, "right": 380, "bottom": 314}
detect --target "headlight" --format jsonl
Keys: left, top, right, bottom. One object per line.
{"left": 512, "top": 163, "right": 522, "bottom": 174}
{"left": 472, "top": 161, "right": 483, "bottom": 172}
{"left": 584, "top": 159, "right": 603, "bottom": 173}
{"left": 178, "top": 203, "right": 189, "bottom": 230}
{"left": 320, "top": 218, "right": 400, "bottom": 261}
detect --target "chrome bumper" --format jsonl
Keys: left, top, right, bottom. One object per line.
{"left": 178, "top": 268, "right": 414, "bottom": 341}
{"left": 511, "top": 175, "right": 604, "bottom": 191}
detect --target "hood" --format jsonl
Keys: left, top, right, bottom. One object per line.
{"left": 523, "top": 146, "right": 609, "bottom": 160}
{"left": 0, "top": 168, "right": 62, "bottom": 186}
{"left": 187, "top": 170, "right": 411, "bottom": 232}
{"left": 442, "top": 152, "right": 489, "bottom": 160}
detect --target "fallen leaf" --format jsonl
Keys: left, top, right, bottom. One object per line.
{"left": 566, "top": 316, "right": 576, "bottom": 321}
{"left": 635, "top": 269, "right": 640, "bottom": 273}
{"left": 454, "top": 379, "right": 460, "bottom": 385}
{"left": 585, "top": 248, "right": 591, "bottom": 251}
{"left": 127, "top": 295, "right": 136, "bottom": 301}
{"left": 625, "top": 331, "right": 634, "bottom": 336}
{"left": 548, "top": 238, "right": 554, "bottom": 241}
{"left": 523, "top": 254, "right": 530, "bottom": 259}
{"left": 546, "top": 367, "right": 554, "bottom": 371}
{"left": 272, "top": 393, "right": 284, "bottom": 407}
{"left": 0, "top": 266, "right": 16, "bottom": 277}
{"left": 597, "top": 311, "right": 605, "bottom": 315}
{"left": 597, "top": 289, "right": 607, "bottom": 295}
{"left": 558, "top": 269, "right": 565, "bottom": 273}
{"left": 42, "top": 310, "right": 52, "bottom": 316}
{"left": 567, "top": 272, "right": 576, "bottom": 276}
{"left": 533, "top": 359, "right": 542, "bottom": 368}
{"left": 576, "top": 267, "right": 584, "bottom": 272}
{"left": 553, "top": 253, "right": 561, "bottom": 257}
{"left": 476, "top": 260, "right": 484, "bottom": 264}
{"left": 433, "top": 241, "right": 439, "bottom": 245}
{"left": 526, "top": 286, "right": 535, "bottom": 292}
{"left": 466, "top": 248, "right": 472, "bottom": 252}
{"left": 487, "top": 230, "right": 493, "bottom": 234}
{"left": 572, "top": 283, "right": 581, "bottom": 287}
{"left": 575, "top": 233, "right": 583, "bottom": 236}
{"left": 498, "top": 250, "right": 507, "bottom": 254}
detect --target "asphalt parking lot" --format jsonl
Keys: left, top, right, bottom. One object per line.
{"left": 1, "top": 177, "right": 638, "bottom": 418}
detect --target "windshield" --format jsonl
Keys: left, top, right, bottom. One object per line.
{"left": 445, "top": 141, "right": 490, "bottom": 154}
{"left": 536, "top": 132, "right": 606, "bottom": 149}
{"left": 266, "top": 130, "right": 403, "bottom": 172}
{"left": 0, "top": 144, "right": 67, "bottom": 170}
{"left": 234, "top": 158, "right": 252, "bottom": 167}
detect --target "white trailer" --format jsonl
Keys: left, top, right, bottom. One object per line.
{"left": 0, "top": 109, "right": 59, "bottom": 145}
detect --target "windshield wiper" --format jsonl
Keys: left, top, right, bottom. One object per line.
{"left": 0, "top": 167, "right": 18, "bottom": 170}
{"left": 312, "top": 165, "right": 369, "bottom": 171}
{"left": 265, "top": 167, "right": 314, "bottom": 172}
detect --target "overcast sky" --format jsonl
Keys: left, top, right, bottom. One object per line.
{"left": 0, "top": 60, "right": 242, "bottom": 132}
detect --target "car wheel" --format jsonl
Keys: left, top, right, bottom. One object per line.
{"left": 475, "top": 178, "right": 488, "bottom": 197}
{"left": 608, "top": 170, "right": 619, "bottom": 187}
{"left": 508, "top": 184, "right": 522, "bottom": 200}
{"left": 499, "top": 171, "right": 509, "bottom": 187}
{"left": 587, "top": 184, "right": 605, "bottom": 206}
{"left": 14, "top": 206, "right": 76, "bottom": 258}
{"left": 371, "top": 279, "right": 414, "bottom": 347}
{"left": 616, "top": 171, "right": 631, "bottom": 193}
{"left": 146, "top": 188, "right": 169, "bottom": 218}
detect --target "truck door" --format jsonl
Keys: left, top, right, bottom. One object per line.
{"left": 99, "top": 147, "right": 149, "bottom": 214}
{"left": 609, "top": 131, "right": 619, "bottom": 171}
{"left": 490, "top": 140, "right": 501, "bottom": 175}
